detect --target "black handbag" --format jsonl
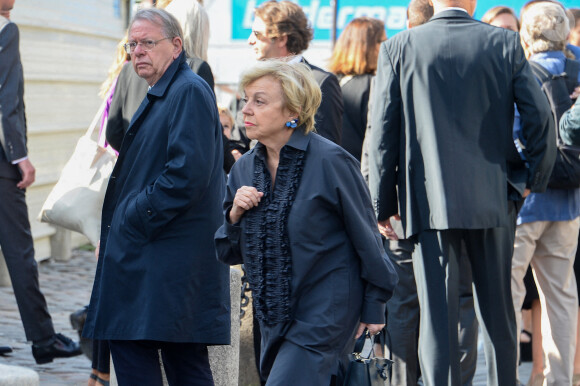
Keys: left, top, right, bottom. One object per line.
{"left": 343, "top": 330, "right": 393, "bottom": 386}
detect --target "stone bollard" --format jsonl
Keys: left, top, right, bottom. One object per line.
{"left": 209, "top": 267, "right": 241, "bottom": 386}
{"left": 50, "top": 226, "right": 72, "bottom": 262}
{"left": 109, "top": 268, "right": 241, "bottom": 386}
{"left": 0, "top": 364, "right": 39, "bottom": 386}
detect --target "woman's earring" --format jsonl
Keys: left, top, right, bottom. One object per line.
{"left": 285, "top": 118, "right": 298, "bottom": 128}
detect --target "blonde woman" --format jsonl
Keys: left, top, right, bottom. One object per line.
{"left": 215, "top": 60, "right": 397, "bottom": 384}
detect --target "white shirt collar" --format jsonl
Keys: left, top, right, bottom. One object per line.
{"left": 435, "top": 7, "right": 469, "bottom": 14}
{"left": 287, "top": 54, "right": 303, "bottom": 64}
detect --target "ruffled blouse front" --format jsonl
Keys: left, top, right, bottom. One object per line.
{"left": 244, "top": 143, "right": 306, "bottom": 326}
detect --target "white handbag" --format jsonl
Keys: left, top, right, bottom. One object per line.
{"left": 38, "top": 100, "right": 117, "bottom": 246}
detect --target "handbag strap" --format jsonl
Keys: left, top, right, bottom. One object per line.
{"left": 84, "top": 98, "right": 109, "bottom": 139}
{"left": 352, "top": 329, "right": 387, "bottom": 359}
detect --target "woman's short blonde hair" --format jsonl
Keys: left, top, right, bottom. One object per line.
{"left": 239, "top": 60, "right": 322, "bottom": 134}
{"left": 520, "top": 2, "right": 569, "bottom": 55}
{"left": 218, "top": 104, "right": 234, "bottom": 125}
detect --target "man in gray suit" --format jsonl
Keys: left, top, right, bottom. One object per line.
{"left": 368, "top": 0, "right": 556, "bottom": 383}
{"left": 0, "top": 0, "right": 80, "bottom": 364}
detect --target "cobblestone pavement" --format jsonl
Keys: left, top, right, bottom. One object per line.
{"left": 0, "top": 249, "right": 533, "bottom": 385}
{"left": 0, "top": 249, "right": 95, "bottom": 386}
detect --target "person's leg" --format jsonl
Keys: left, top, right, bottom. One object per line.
{"left": 383, "top": 238, "right": 419, "bottom": 386}
{"left": 466, "top": 224, "right": 518, "bottom": 386}
{"left": 160, "top": 342, "right": 214, "bottom": 386}
{"left": 530, "top": 219, "right": 579, "bottom": 385}
{"left": 511, "top": 221, "right": 541, "bottom": 379}
{"left": 0, "top": 178, "right": 54, "bottom": 342}
{"left": 457, "top": 253, "right": 478, "bottom": 386}
{"left": 109, "top": 340, "right": 164, "bottom": 385}
{"left": 93, "top": 339, "right": 111, "bottom": 384}
{"left": 412, "top": 229, "right": 462, "bottom": 386}
{"left": 264, "top": 340, "right": 335, "bottom": 386}
{"left": 530, "top": 299, "right": 544, "bottom": 383}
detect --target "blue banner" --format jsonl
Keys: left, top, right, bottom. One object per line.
{"left": 232, "top": 0, "right": 577, "bottom": 41}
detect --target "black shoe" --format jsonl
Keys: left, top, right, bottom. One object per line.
{"left": 69, "top": 306, "right": 88, "bottom": 332}
{"left": 70, "top": 306, "right": 93, "bottom": 361}
{"left": 0, "top": 346, "right": 12, "bottom": 355}
{"left": 32, "top": 333, "right": 82, "bottom": 364}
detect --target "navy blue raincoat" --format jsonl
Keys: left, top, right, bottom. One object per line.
{"left": 84, "top": 52, "right": 230, "bottom": 344}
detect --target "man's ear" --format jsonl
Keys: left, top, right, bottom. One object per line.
{"left": 276, "top": 34, "right": 288, "bottom": 49}
{"left": 172, "top": 36, "right": 183, "bottom": 59}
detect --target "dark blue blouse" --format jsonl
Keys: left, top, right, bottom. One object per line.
{"left": 215, "top": 130, "right": 397, "bottom": 331}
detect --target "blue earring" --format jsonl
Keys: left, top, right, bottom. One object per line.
{"left": 285, "top": 118, "right": 298, "bottom": 128}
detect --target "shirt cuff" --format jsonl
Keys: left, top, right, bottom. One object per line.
{"left": 12, "top": 156, "right": 28, "bottom": 165}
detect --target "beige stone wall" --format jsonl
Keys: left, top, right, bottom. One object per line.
{"left": 10, "top": 0, "right": 128, "bottom": 259}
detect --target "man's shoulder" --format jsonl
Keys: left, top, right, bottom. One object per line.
{"left": 303, "top": 59, "right": 336, "bottom": 81}
{"left": 302, "top": 59, "right": 340, "bottom": 98}
{"left": 0, "top": 19, "right": 18, "bottom": 41}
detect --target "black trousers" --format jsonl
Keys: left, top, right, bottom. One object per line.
{"left": 109, "top": 340, "right": 213, "bottom": 386}
{"left": 0, "top": 177, "right": 54, "bottom": 342}
{"left": 412, "top": 203, "right": 517, "bottom": 386}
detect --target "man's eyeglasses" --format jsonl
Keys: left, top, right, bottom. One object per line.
{"left": 252, "top": 30, "right": 276, "bottom": 41}
{"left": 124, "top": 37, "right": 170, "bottom": 54}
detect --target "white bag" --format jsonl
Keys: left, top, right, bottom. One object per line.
{"left": 38, "top": 100, "right": 117, "bottom": 246}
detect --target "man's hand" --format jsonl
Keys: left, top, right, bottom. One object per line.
{"left": 523, "top": 188, "right": 531, "bottom": 198}
{"left": 355, "top": 322, "right": 385, "bottom": 339}
{"left": 377, "top": 215, "right": 400, "bottom": 240}
{"left": 571, "top": 86, "right": 580, "bottom": 100}
{"left": 16, "top": 159, "right": 35, "bottom": 189}
{"left": 229, "top": 186, "right": 264, "bottom": 224}
{"left": 231, "top": 149, "right": 243, "bottom": 161}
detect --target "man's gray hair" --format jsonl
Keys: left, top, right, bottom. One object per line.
{"left": 520, "top": 2, "right": 570, "bottom": 55}
{"left": 129, "top": 7, "right": 183, "bottom": 41}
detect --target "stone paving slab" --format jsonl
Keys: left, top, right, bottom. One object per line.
{"left": 0, "top": 250, "right": 95, "bottom": 385}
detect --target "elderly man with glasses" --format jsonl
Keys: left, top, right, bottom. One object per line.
{"left": 82, "top": 8, "right": 230, "bottom": 384}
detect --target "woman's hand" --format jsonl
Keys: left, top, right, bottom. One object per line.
{"left": 229, "top": 186, "right": 264, "bottom": 224}
{"left": 355, "top": 322, "right": 385, "bottom": 339}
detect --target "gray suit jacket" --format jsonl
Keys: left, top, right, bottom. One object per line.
{"left": 368, "top": 10, "right": 556, "bottom": 238}
{"left": 0, "top": 17, "right": 26, "bottom": 179}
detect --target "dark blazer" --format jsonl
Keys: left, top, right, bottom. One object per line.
{"left": 84, "top": 52, "right": 230, "bottom": 344}
{"left": 0, "top": 18, "right": 26, "bottom": 180}
{"left": 339, "top": 73, "right": 373, "bottom": 161}
{"left": 304, "top": 59, "right": 343, "bottom": 145}
{"left": 368, "top": 10, "right": 556, "bottom": 238}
